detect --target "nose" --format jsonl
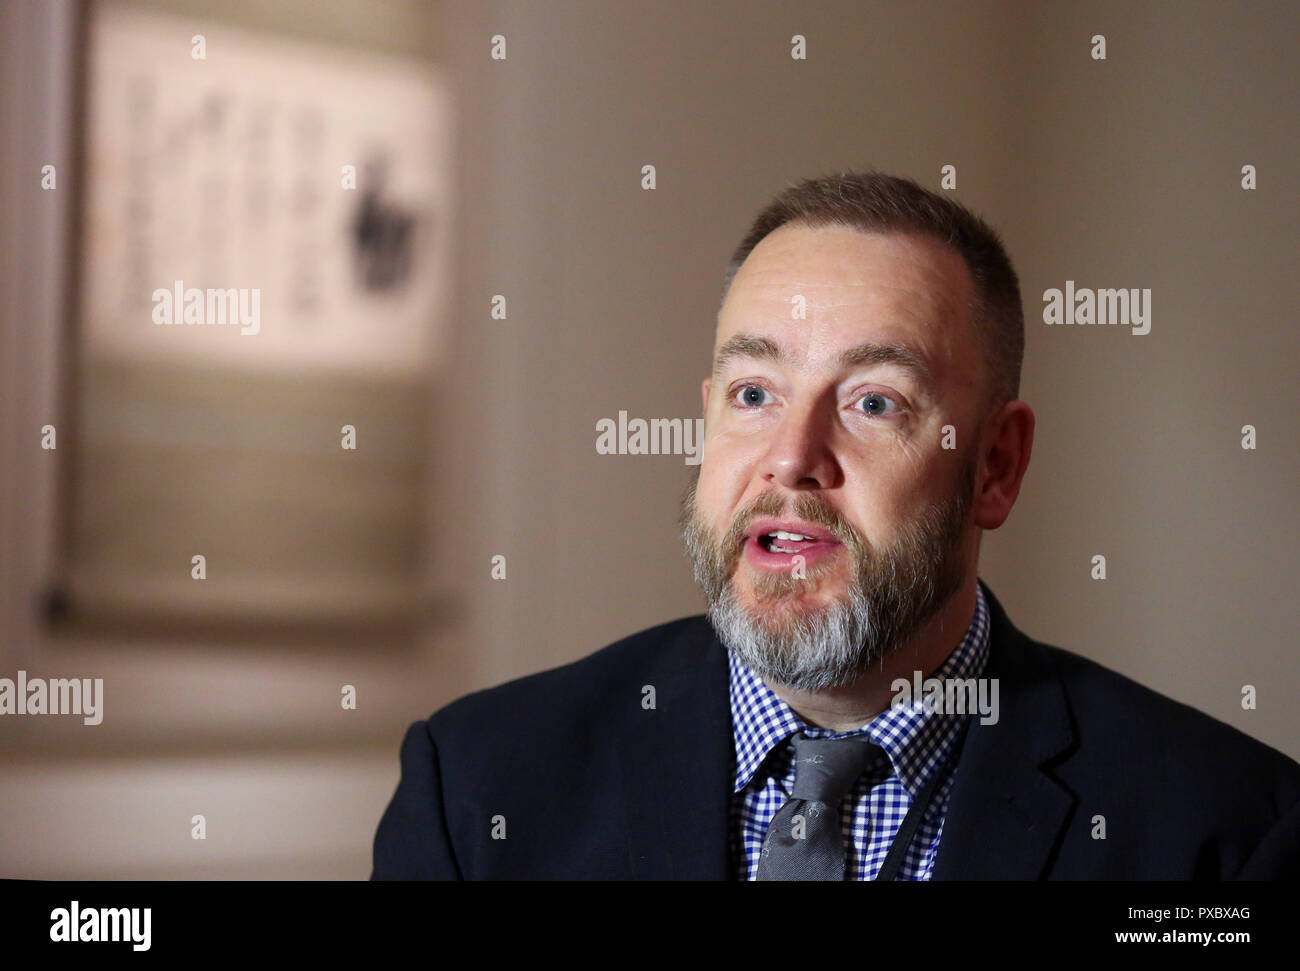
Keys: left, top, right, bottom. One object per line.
{"left": 759, "top": 396, "right": 840, "bottom": 491}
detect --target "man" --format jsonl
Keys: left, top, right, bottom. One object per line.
{"left": 372, "top": 171, "right": 1299, "bottom": 880}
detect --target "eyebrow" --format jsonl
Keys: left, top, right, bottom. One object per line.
{"left": 711, "top": 333, "right": 935, "bottom": 386}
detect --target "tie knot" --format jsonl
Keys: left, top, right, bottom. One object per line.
{"left": 788, "top": 733, "right": 881, "bottom": 804}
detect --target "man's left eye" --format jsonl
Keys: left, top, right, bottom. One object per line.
{"left": 858, "top": 393, "right": 899, "bottom": 416}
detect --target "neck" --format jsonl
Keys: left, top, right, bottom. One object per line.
{"left": 767, "top": 576, "right": 979, "bottom": 732}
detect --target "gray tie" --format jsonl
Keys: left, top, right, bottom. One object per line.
{"left": 755, "top": 733, "right": 882, "bottom": 881}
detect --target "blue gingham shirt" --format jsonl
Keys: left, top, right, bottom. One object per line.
{"left": 729, "top": 582, "right": 991, "bottom": 880}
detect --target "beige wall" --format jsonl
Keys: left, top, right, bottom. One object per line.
{"left": 2, "top": 0, "right": 1295, "bottom": 879}
{"left": 449, "top": 0, "right": 1299, "bottom": 756}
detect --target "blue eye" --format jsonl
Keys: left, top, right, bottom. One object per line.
{"left": 736, "top": 385, "right": 767, "bottom": 407}
{"left": 859, "top": 393, "right": 896, "bottom": 416}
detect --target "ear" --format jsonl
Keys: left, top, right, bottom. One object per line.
{"left": 973, "top": 400, "right": 1035, "bottom": 531}
{"left": 701, "top": 377, "right": 711, "bottom": 415}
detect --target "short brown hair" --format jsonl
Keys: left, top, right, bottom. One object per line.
{"left": 721, "top": 170, "right": 1024, "bottom": 413}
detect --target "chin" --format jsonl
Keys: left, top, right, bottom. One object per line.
{"left": 739, "top": 564, "right": 845, "bottom": 606}
{"left": 736, "top": 583, "right": 844, "bottom": 627}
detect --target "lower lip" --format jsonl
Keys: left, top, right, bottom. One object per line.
{"left": 742, "top": 535, "right": 842, "bottom": 571}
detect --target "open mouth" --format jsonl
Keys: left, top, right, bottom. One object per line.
{"left": 757, "top": 530, "right": 823, "bottom": 554}
{"left": 744, "top": 522, "right": 842, "bottom": 570}
{"left": 740, "top": 518, "right": 842, "bottom": 572}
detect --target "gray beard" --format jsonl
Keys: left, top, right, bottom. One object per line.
{"left": 679, "top": 458, "right": 975, "bottom": 693}
{"left": 706, "top": 578, "right": 879, "bottom": 692}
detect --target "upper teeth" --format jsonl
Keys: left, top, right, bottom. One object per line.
{"left": 769, "top": 530, "right": 809, "bottom": 541}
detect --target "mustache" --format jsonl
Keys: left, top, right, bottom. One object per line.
{"left": 680, "top": 478, "right": 866, "bottom": 573}
{"left": 678, "top": 446, "right": 978, "bottom": 560}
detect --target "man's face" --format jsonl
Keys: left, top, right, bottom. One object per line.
{"left": 681, "top": 224, "right": 986, "bottom": 691}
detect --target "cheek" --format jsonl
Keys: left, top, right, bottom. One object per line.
{"left": 845, "top": 497, "right": 895, "bottom": 547}
{"left": 700, "top": 436, "right": 757, "bottom": 494}
{"left": 844, "top": 459, "right": 949, "bottom": 538}
{"left": 892, "top": 429, "right": 930, "bottom": 468}
{"left": 693, "top": 463, "right": 734, "bottom": 526}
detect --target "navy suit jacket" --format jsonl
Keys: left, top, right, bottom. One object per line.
{"left": 372, "top": 581, "right": 1300, "bottom": 879}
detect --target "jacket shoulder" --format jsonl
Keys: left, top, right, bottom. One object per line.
{"left": 426, "top": 613, "right": 714, "bottom": 739}
{"left": 1035, "top": 637, "right": 1300, "bottom": 797}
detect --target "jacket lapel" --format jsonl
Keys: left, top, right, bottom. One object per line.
{"left": 616, "top": 616, "right": 734, "bottom": 879}
{"left": 932, "top": 581, "right": 1077, "bottom": 879}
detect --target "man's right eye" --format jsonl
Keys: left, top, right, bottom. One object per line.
{"left": 733, "top": 385, "right": 768, "bottom": 407}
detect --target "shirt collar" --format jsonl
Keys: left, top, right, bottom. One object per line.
{"left": 728, "top": 580, "right": 991, "bottom": 800}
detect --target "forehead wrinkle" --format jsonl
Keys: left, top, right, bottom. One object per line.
{"left": 730, "top": 276, "right": 958, "bottom": 318}
{"left": 723, "top": 275, "right": 966, "bottom": 358}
